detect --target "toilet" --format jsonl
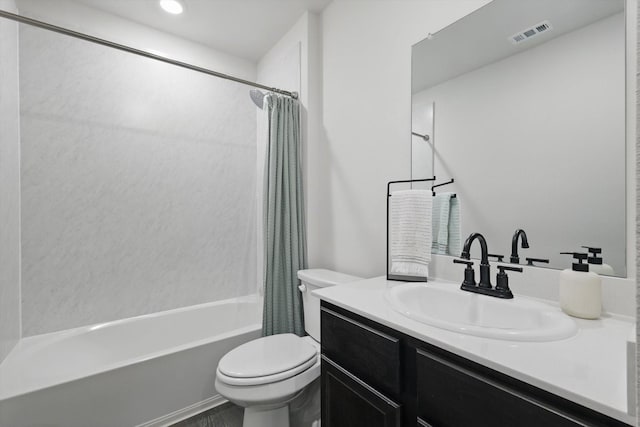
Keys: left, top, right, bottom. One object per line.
{"left": 215, "top": 269, "right": 361, "bottom": 427}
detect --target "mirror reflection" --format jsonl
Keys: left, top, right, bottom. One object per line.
{"left": 411, "top": 0, "right": 626, "bottom": 276}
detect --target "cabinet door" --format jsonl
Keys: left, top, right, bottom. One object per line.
{"left": 416, "top": 349, "right": 588, "bottom": 427}
{"left": 322, "top": 356, "right": 402, "bottom": 427}
{"left": 321, "top": 305, "right": 402, "bottom": 398}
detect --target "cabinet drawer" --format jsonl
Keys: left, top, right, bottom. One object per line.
{"left": 322, "top": 356, "right": 402, "bottom": 427}
{"left": 416, "top": 349, "right": 588, "bottom": 427}
{"left": 321, "top": 306, "right": 401, "bottom": 397}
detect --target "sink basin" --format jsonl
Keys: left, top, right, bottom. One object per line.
{"left": 385, "top": 281, "right": 577, "bottom": 342}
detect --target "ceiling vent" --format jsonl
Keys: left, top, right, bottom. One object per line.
{"left": 509, "top": 20, "right": 552, "bottom": 45}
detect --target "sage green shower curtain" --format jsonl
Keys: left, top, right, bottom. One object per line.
{"left": 262, "top": 94, "right": 307, "bottom": 337}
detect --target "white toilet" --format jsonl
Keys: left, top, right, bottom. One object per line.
{"left": 215, "top": 269, "right": 361, "bottom": 427}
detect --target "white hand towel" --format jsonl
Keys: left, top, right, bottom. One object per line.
{"left": 389, "top": 189, "right": 432, "bottom": 277}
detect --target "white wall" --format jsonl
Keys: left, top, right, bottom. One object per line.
{"left": 413, "top": 13, "right": 626, "bottom": 274}
{"left": 313, "top": 0, "right": 491, "bottom": 278}
{"left": 19, "top": 17, "right": 258, "bottom": 335}
{"left": 0, "top": 0, "right": 21, "bottom": 361}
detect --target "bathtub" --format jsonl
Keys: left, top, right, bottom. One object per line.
{"left": 0, "top": 295, "right": 262, "bottom": 427}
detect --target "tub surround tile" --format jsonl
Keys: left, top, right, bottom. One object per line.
{"left": 0, "top": 0, "right": 21, "bottom": 362}
{"left": 19, "top": 25, "right": 257, "bottom": 336}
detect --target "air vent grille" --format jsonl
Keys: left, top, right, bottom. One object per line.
{"left": 509, "top": 20, "right": 552, "bottom": 44}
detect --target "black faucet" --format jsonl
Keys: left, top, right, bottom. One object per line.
{"left": 460, "top": 232, "right": 491, "bottom": 289}
{"left": 510, "top": 229, "right": 529, "bottom": 264}
{"left": 455, "top": 232, "right": 522, "bottom": 299}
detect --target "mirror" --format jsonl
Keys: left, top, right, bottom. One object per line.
{"left": 411, "top": 0, "right": 626, "bottom": 276}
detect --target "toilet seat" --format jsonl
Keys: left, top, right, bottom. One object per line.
{"left": 217, "top": 334, "right": 318, "bottom": 386}
{"left": 216, "top": 355, "right": 317, "bottom": 386}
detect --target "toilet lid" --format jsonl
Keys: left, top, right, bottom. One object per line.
{"left": 218, "top": 333, "right": 318, "bottom": 379}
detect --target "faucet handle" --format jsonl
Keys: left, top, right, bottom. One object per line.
{"left": 497, "top": 265, "right": 523, "bottom": 274}
{"left": 487, "top": 253, "right": 505, "bottom": 262}
{"left": 453, "top": 258, "right": 476, "bottom": 288}
{"left": 494, "top": 265, "right": 522, "bottom": 298}
{"left": 526, "top": 257, "right": 549, "bottom": 266}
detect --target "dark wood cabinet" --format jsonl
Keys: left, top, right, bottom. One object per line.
{"left": 320, "top": 300, "right": 632, "bottom": 427}
{"left": 321, "top": 306, "right": 401, "bottom": 397}
{"left": 322, "top": 355, "right": 402, "bottom": 427}
{"left": 416, "top": 349, "right": 587, "bottom": 427}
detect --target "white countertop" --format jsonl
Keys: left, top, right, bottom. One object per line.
{"left": 314, "top": 276, "right": 636, "bottom": 425}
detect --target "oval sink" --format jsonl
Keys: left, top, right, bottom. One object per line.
{"left": 385, "top": 281, "right": 577, "bottom": 342}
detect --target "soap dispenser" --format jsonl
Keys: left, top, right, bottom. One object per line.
{"left": 581, "top": 246, "right": 615, "bottom": 276}
{"left": 559, "top": 252, "right": 601, "bottom": 319}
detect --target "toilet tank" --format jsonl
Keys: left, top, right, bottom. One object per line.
{"left": 297, "top": 269, "right": 362, "bottom": 342}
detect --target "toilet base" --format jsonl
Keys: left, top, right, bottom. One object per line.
{"left": 243, "top": 405, "right": 289, "bottom": 427}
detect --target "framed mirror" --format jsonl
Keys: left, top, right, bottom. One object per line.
{"left": 411, "top": 0, "right": 626, "bottom": 276}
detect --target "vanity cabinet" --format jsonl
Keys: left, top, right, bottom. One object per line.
{"left": 322, "top": 355, "right": 402, "bottom": 427}
{"left": 321, "top": 305, "right": 403, "bottom": 427}
{"left": 321, "top": 306, "right": 401, "bottom": 397}
{"left": 416, "top": 349, "right": 591, "bottom": 427}
{"left": 320, "top": 301, "right": 631, "bottom": 427}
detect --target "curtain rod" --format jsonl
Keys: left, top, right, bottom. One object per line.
{"left": 0, "top": 9, "right": 299, "bottom": 100}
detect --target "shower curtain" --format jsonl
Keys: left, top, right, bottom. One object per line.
{"left": 262, "top": 93, "right": 307, "bottom": 337}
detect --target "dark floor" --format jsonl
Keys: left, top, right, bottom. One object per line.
{"left": 171, "top": 402, "right": 244, "bottom": 427}
{"left": 171, "top": 378, "right": 320, "bottom": 427}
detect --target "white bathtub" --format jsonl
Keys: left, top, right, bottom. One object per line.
{"left": 0, "top": 295, "right": 262, "bottom": 427}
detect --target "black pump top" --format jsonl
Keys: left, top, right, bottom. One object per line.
{"left": 560, "top": 252, "right": 589, "bottom": 272}
{"left": 581, "top": 246, "right": 603, "bottom": 265}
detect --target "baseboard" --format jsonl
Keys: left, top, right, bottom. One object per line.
{"left": 135, "top": 394, "right": 228, "bottom": 427}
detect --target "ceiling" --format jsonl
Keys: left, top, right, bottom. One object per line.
{"left": 412, "top": 0, "right": 624, "bottom": 93}
{"left": 71, "top": 0, "right": 332, "bottom": 61}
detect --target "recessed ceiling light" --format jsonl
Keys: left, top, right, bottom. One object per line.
{"left": 159, "top": 0, "right": 184, "bottom": 15}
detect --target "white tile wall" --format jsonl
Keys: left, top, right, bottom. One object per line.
{"left": 19, "top": 25, "right": 257, "bottom": 336}
{"left": 0, "top": 0, "right": 22, "bottom": 361}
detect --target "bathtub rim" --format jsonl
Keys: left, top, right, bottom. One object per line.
{"left": 0, "top": 294, "right": 263, "bottom": 401}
